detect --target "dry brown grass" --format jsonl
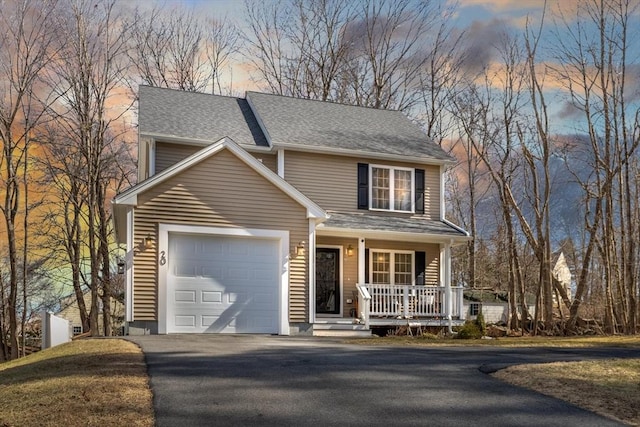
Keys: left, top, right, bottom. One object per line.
{"left": 349, "top": 334, "right": 640, "bottom": 347}
{"left": 0, "top": 338, "right": 154, "bottom": 427}
{"left": 494, "top": 359, "right": 640, "bottom": 426}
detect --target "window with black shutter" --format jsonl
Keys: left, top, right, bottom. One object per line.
{"left": 357, "top": 163, "right": 369, "bottom": 210}
{"left": 415, "top": 169, "right": 425, "bottom": 214}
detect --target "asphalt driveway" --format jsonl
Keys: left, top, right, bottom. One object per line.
{"left": 128, "top": 335, "right": 637, "bottom": 426}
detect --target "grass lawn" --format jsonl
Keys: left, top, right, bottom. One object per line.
{"left": 0, "top": 338, "right": 154, "bottom": 427}
{"left": 494, "top": 358, "right": 640, "bottom": 425}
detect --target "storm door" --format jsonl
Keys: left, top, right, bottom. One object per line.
{"left": 315, "top": 248, "right": 340, "bottom": 315}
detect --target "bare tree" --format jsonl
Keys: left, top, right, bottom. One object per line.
{"left": 550, "top": 0, "right": 640, "bottom": 334}
{"left": 128, "top": 4, "right": 239, "bottom": 94}
{"left": 244, "top": 0, "right": 455, "bottom": 111}
{"left": 342, "top": 0, "right": 441, "bottom": 110}
{"left": 244, "top": 0, "right": 354, "bottom": 100}
{"left": 0, "top": 0, "right": 57, "bottom": 359}
{"left": 45, "top": 0, "right": 133, "bottom": 336}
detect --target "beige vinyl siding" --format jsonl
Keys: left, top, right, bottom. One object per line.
{"left": 424, "top": 166, "right": 440, "bottom": 219}
{"left": 133, "top": 148, "right": 309, "bottom": 323}
{"left": 154, "top": 141, "right": 277, "bottom": 176}
{"left": 138, "top": 136, "right": 152, "bottom": 182}
{"left": 253, "top": 153, "right": 277, "bottom": 173}
{"left": 284, "top": 151, "right": 441, "bottom": 219}
{"left": 155, "top": 142, "right": 201, "bottom": 174}
{"left": 316, "top": 236, "right": 359, "bottom": 317}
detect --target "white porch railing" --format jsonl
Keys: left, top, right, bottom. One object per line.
{"left": 357, "top": 284, "right": 464, "bottom": 323}
{"left": 356, "top": 284, "right": 371, "bottom": 329}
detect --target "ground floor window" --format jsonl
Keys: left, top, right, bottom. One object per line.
{"left": 370, "top": 250, "right": 414, "bottom": 285}
{"left": 469, "top": 303, "right": 480, "bottom": 316}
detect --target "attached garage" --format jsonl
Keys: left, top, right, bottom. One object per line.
{"left": 113, "top": 138, "right": 327, "bottom": 336}
{"left": 158, "top": 224, "right": 290, "bottom": 335}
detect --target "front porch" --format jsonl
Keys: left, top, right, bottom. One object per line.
{"left": 312, "top": 283, "right": 467, "bottom": 336}
{"left": 310, "top": 211, "right": 470, "bottom": 337}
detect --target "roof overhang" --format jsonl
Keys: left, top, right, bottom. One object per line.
{"left": 140, "top": 132, "right": 274, "bottom": 153}
{"left": 271, "top": 142, "right": 456, "bottom": 166}
{"left": 316, "top": 226, "right": 470, "bottom": 245}
{"left": 316, "top": 212, "right": 471, "bottom": 245}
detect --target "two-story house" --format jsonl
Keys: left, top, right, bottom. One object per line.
{"left": 113, "top": 86, "right": 470, "bottom": 336}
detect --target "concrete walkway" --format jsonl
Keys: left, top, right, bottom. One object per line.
{"left": 129, "top": 335, "right": 637, "bottom": 426}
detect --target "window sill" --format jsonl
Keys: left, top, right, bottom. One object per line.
{"left": 369, "top": 208, "right": 415, "bottom": 214}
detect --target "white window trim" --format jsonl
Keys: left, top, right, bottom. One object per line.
{"left": 369, "top": 249, "right": 415, "bottom": 285}
{"left": 368, "top": 164, "right": 415, "bottom": 213}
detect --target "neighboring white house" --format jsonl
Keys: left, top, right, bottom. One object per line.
{"left": 463, "top": 290, "right": 536, "bottom": 325}
{"left": 56, "top": 290, "right": 125, "bottom": 336}
{"left": 552, "top": 252, "right": 572, "bottom": 303}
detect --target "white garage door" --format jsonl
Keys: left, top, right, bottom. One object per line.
{"left": 167, "top": 233, "right": 281, "bottom": 333}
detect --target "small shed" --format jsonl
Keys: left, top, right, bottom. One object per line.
{"left": 463, "top": 289, "right": 535, "bottom": 325}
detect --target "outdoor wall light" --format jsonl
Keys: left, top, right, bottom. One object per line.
{"left": 138, "top": 234, "right": 154, "bottom": 252}
{"left": 346, "top": 244, "right": 354, "bottom": 257}
{"left": 117, "top": 258, "right": 126, "bottom": 274}
{"left": 295, "top": 241, "right": 306, "bottom": 256}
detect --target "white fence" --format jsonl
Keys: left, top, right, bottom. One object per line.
{"left": 41, "top": 311, "right": 71, "bottom": 350}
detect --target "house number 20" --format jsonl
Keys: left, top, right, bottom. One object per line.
{"left": 159, "top": 251, "right": 166, "bottom": 266}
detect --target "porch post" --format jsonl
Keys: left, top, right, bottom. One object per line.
{"left": 442, "top": 241, "right": 452, "bottom": 330}
{"left": 357, "top": 237, "right": 365, "bottom": 284}
{"left": 308, "top": 219, "right": 317, "bottom": 324}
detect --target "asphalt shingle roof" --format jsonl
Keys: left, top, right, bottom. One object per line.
{"left": 246, "top": 91, "right": 452, "bottom": 161}
{"left": 138, "top": 86, "right": 452, "bottom": 161}
{"left": 138, "top": 86, "right": 268, "bottom": 147}
{"left": 320, "top": 211, "right": 468, "bottom": 237}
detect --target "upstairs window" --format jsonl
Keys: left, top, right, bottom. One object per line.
{"left": 359, "top": 163, "right": 424, "bottom": 214}
{"left": 370, "top": 166, "right": 414, "bottom": 212}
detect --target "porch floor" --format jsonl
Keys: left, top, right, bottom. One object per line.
{"left": 313, "top": 318, "right": 370, "bottom": 337}
{"left": 312, "top": 317, "right": 465, "bottom": 337}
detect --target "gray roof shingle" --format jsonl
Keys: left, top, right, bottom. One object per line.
{"left": 138, "top": 86, "right": 452, "bottom": 162}
{"left": 319, "top": 211, "right": 468, "bottom": 238}
{"left": 138, "top": 86, "right": 268, "bottom": 147}
{"left": 246, "top": 91, "right": 452, "bottom": 161}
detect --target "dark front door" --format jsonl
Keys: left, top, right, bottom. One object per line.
{"left": 316, "top": 248, "right": 340, "bottom": 315}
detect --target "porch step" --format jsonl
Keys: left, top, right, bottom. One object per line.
{"left": 312, "top": 321, "right": 371, "bottom": 337}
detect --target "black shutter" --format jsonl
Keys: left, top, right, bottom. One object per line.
{"left": 415, "top": 169, "right": 425, "bottom": 214}
{"left": 357, "top": 163, "right": 369, "bottom": 210}
{"left": 364, "top": 248, "right": 370, "bottom": 284}
{"left": 415, "top": 251, "right": 426, "bottom": 285}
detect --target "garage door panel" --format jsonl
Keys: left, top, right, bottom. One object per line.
{"left": 202, "top": 291, "right": 222, "bottom": 303}
{"left": 167, "top": 233, "right": 281, "bottom": 334}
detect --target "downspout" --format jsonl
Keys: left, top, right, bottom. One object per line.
{"left": 125, "top": 207, "right": 134, "bottom": 323}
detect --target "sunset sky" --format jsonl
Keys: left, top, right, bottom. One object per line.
{"left": 128, "top": 0, "right": 640, "bottom": 135}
